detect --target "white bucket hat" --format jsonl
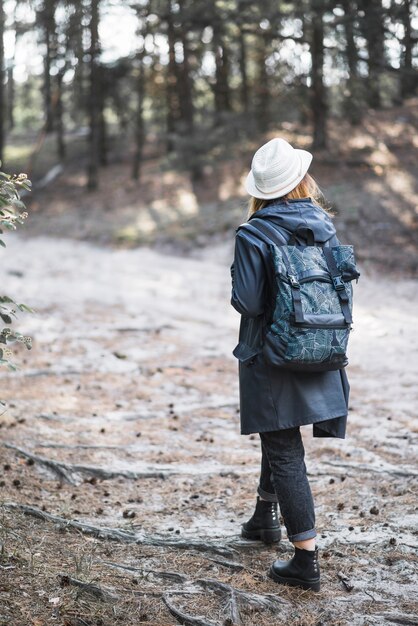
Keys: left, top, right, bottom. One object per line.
{"left": 245, "top": 138, "right": 313, "bottom": 199}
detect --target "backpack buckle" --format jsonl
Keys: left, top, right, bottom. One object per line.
{"left": 288, "top": 275, "right": 300, "bottom": 289}
{"left": 332, "top": 276, "right": 345, "bottom": 291}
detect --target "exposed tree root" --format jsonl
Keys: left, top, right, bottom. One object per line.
{"left": 204, "top": 556, "right": 245, "bottom": 572}
{"left": 377, "top": 614, "right": 418, "bottom": 625}
{"left": 4, "top": 443, "right": 257, "bottom": 485}
{"left": 163, "top": 595, "right": 218, "bottom": 626}
{"left": 162, "top": 576, "right": 286, "bottom": 625}
{"left": 97, "top": 559, "right": 189, "bottom": 583}
{"left": 57, "top": 563, "right": 288, "bottom": 626}
{"left": 194, "top": 578, "right": 286, "bottom": 610}
{"left": 34, "top": 413, "right": 72, "bottom": 422}
{"left": 4, "top": 502, "right": 237, "bottom": 557}
{"left": 36, "top": 443, "right": 126, "bottom": 450}
{"left": 4, "top": 443, "right": 168, "bottom": 484}
{"left": 225, "top": 588, "right": 242, "bottom": 625}
{"left": 320, "top": 460, "right": 418, "bottom": 478}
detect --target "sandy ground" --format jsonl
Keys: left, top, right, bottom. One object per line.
{"left": 0, "top": 234, "right": 417, "bottom": 626}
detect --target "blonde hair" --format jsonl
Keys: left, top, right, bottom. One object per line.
{"left": 247, "top": 173, "right": 329, "bottom": 219}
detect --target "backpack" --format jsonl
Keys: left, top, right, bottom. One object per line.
{"left": 237, "top": 217, "right": 360, "bottom": 372}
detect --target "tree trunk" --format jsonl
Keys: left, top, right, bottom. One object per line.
{"left": 177, "top": 0, "right": 194, "bottom": 133}
{"left": 42, "top": 0, "right": 56, "bottom": 133}
{"left": 166, "top": 0, "right": 181, "bottom": 152}
{"left": 99, "top": 96, "right": 108, "bottom": 167}
{"left": 310, "top": 0, "right": 327, "bottom": 149}
{"left": 132, "top": 51, "right": 145, "bottom": 181}
{"left": 401, "top": 0, "right": 415, "bottom": 99}
{"left": 56, "top": 70, "right": 65, "bottom": 160}
{"left": 254, "top": 32, "right": 270, "bottom": 132}
{"left": 72, "top": 0, "right": 86, "bottom": 120}
{"left": 341, "top": 0, "right": 362, "bottom": 125}
{"left": 359, "top": 0, "right": 385, "bottom": 109}
{"left": 212, "top": 5, "right": 231, "bottom": 116}
{"left": 238, "top": 27, "right": 249, "bottom": 113}
{"left": 87, "top": 0, "right": 101, "bottom": 190}
{"left": 7, "top": 65, "right": 14, "bottom": 130}
{"left": 0, "top": 0, "right": 4, "bottom": 163}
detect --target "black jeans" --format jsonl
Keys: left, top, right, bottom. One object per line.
{"left": 257, "top": 427, "right": 317, "bottom": 543}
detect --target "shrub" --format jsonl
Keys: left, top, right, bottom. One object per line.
{"left": 0, "top": 163, "right": 33, "bottom": 371}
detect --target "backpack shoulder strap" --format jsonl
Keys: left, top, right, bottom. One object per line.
{"left": 322, "top": 246, "right": 353, "bottom": 324}
{"left": 239, "top": 217, "right": 289, "bottom": 247}
{"left": 236, "top": 221, "right": 277, "bottom": 247}
{"left": 242, "top": 218, "right": 305, "bottom": 323}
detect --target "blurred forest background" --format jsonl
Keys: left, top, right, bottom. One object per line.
{"left": 0, "top": 0, "right": 417, "bottom": 270}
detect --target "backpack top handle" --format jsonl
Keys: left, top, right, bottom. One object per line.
{"left": 288, "top": 226, "right": 316, "bottom": 246}
{"left": 248, "top": 217, "right": 316, "bottom": 247}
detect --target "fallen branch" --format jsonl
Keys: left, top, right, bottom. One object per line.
{"left": 5, "top": 503, "right": 237, "bottom": 557}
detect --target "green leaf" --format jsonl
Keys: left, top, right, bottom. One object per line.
{"left": 17, "top": 304, "right": 35, "bottom": 314}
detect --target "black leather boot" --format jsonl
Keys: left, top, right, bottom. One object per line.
{"left": 269, "top": 546, "right": 320, "bottom": 592}
{"left": 241, "top": 497, "right": 281, "bottom": 544}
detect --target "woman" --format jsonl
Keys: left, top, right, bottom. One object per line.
{"left": 230, "top": 137, "right": 350, "bottom": 592}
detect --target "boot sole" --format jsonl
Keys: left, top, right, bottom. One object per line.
{"left": 241, "top": 526, "right": 281, "bottom": 544}
{"left": 268, "top": 565, "right": 320, "bottom": 592}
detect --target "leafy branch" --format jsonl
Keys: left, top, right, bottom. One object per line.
{"left": 0, "top": 163, "right": 33, "bottom": 371}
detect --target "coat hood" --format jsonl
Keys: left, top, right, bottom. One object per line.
{"left": 249, "top": 197, "right": 336, "bottom": 244}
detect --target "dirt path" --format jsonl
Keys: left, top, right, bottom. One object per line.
{"left": 0, "top": 235, "right": 417, "bottom": 626}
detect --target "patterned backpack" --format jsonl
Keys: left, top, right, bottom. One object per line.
{"left": 237, "top": 217, "right": 360, "bottom": 372}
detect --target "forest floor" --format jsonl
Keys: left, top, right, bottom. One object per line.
{"left": 0, "top": 232, "right": 417, "bottom": 626}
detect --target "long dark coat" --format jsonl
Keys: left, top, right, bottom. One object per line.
{"left": 230, "top": 197, "right": 350, "bottom": 438}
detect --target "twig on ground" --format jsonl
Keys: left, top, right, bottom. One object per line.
{"left": 59, "top": 573, "right": 118, "bottom": 602}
